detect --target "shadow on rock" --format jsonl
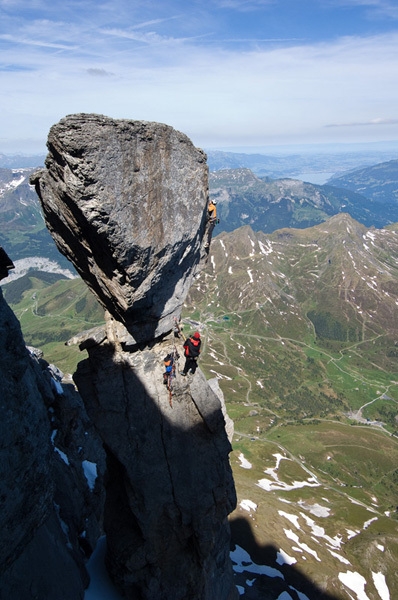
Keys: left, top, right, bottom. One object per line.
{"left": 74, "top": 334, "right": 238, "bottom": 600}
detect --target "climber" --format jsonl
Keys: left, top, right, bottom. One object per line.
{"left": 180, "top": 331, "right": 201, "bottom": 376}
{"left": 163, "top": 353, "right": 175, "bottom": 385}
{"left": 205, "top": 200, "right": 218, "bottom": 248}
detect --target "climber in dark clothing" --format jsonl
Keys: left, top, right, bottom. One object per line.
{"left": 181, "top": 331, "right": 201, "bottom": 375}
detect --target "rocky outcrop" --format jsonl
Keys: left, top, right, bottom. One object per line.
{"left": 32, "top": 114, "right": 238, "bottom": 599}
{"left": 0, "top": 288, "right": 106, "bottom": 598}
{"left": 30, "top": 113, "right": 209, "bottom": 344}
{"left": 73, "top": 317, "right": 237, "bottom": 599}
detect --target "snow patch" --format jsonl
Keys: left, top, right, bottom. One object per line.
{"left": 276, "top": 549, "right": 297, "bottom": 566}
{"left": 258, "top": 477, "right": 320, "bottom": 493}
{"left": 338, "top": 571, "right": 370, "bottom": 600}
{"left": 284, "top": 530, "right": 321, "bottom": 561}
{"left": 231, "top": 545, "right": 284, "bottom": 579}
{"left": 219, "top": 239, "right": 228, "bottom": 256}
{"left": 258, "top": 240, "right": 273, "bottom": 255}
{"left": 54, "top": 447, "right": 70, "bottom": 465}
{"left": 363, "top": 517, "right": 378, "bottom": 529}
{"left": 298, "top": 502, "right": 330, "bottom": 517}
{"left": 328, "top": 549, "right": 351, "bottom": 565}
{"left": 4, "top": 256, "right": 76, "bottom": 283}
{"left": 85, "top": 537, "right": 123, "bottom": 599}
{"left": 82, "top": 460, "right": 98, "bottom": 491}
{"left": 278, "top": 511, "right": 300, "bottom": 529}
{"left": 372, "top": 572, "right": 390, "bottom": 600}
{"left": 240, "top": 499, "right": 257, "bottom": 512}
{"left": 238, "top": 453, "right": 252, "bottom": 469}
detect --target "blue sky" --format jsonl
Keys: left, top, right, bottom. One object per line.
{"left": 1, "top": 0, "right": 398, "bottom": 153}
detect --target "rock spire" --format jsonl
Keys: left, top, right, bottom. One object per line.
{"left": 31, "top": 114, "right": 238, "bottom": 599}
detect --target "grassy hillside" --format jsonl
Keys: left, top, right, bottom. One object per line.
{"left": 2, "top": 272, "right": 104, "bottom": 373}
{"left": 182, "top": 216, "right": 398, "bottom": 597}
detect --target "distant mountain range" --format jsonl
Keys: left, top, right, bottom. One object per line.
{"left": 0, "top": 167, "right": 72, "bottom": 270}
{"left": 2, "top": 155, "right": 398, "bottom": 277}
{"left": 0, "top": 153, "right": 45, "bottom": 169}
{"left": 328, "top": 158, "right": 398, "bottom": 204}
{"left": 206, "top": 148, "right": 398, "bottom": 179}
{"left": 209, "top": 166, "right": 398, "bottom": 234}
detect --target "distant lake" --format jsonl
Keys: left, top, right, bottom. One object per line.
{"left": 296, "top": 172, "right": 336, "bottom": 184}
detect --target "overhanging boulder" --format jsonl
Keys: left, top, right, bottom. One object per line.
{"left": 31, "top": 113, "right": 209, "bottom": 343}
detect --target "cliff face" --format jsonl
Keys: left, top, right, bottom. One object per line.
{"left": 31, "top": 114, "right": 238, "bottom": 600}
{"left": 0, "top": 287, "right": 106, "bottom": 598}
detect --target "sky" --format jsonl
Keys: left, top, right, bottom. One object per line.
{"left": 1, "top": 0, "right": 398, "bottom": 154}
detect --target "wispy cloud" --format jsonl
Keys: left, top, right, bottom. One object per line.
{"left": 100, "top": 27, "right": 191, "bottom": 46}
{"left": 130, "top": 17, "right": 181, "bottom": 30}
{"left": 325, "top": 0, "right": 398, "bottom": 19}
{"left": 0, "top": 32, "right": 78, "bottom": 50}
{"left": 1, "top": 0, "right": 398, "bottom": 152}
{"left": 86, "top": 67, "right": 114, "bottom": 77}
{"left": 215, "top": 0, "right": 275, "bottom": 10}
{"left": 326, "top": 118, "right": 398, "bottom": 128}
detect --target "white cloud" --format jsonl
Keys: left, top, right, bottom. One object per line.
{"left": 1, "top": 2, "right": 398, "bottom": 152}
{"left": 331, "top": 0, "right": 398, "bottom": 19}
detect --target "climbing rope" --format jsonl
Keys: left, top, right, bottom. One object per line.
{"left": 163, "top": 320, "right": 183, "bottom": 407}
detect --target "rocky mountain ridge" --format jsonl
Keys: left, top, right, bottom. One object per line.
{"left": 188, "top": 212, "right": 398, "bottom": 365}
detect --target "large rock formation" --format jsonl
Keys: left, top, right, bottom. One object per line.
{"left": 30, "top": 113, "right": 209, "bottom": 344}
{"left": 0, "top": 287, "right": 106, "bottom": 598}
{"left": 31, "top": 114, "right": 238, "bottom": 599}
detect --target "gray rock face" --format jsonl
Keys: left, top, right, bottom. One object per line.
{"left": 30, "top": 113, "right": 209, "bottom": 343}
{"left": 0, "top": 289, "right": 52, "bottom": 576}
{"left": 0, "top": 289, "right": 106, "bottom": 598}
{"left": 73, "top": 317, "right": 237, "bottom": 600}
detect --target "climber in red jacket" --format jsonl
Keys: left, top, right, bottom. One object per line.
{"left": 180, "top": 332, "right": 201, "bottom": 376}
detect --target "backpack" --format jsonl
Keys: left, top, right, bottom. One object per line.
{"left": 184, "top": 338, "right": 201, "bottom": 358}
{"left": 164, "top": 353, "right": 174, "bottom": 373}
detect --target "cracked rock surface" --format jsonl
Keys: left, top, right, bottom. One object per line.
{"left": 31, "top": 113, "right": 209, "bottom": 344}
